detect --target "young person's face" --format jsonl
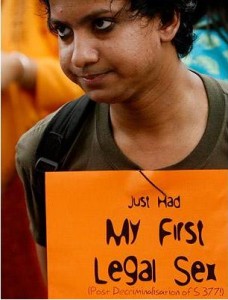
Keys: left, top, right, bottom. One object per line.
{"left": 49, "top": 0, "right": 170, "bottom": 103}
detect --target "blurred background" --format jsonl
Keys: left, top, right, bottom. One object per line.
{"left": 1, "top": 0, "right": 83, "bottom": 298}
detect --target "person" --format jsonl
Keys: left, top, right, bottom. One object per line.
{"left": 16, "top": 0, "right": 228, "bottom": 287}
{"left": 1, "top": 0, "right": 84, "bottom": 190}
{"left": 183, "top": 0, "right": 228, "bottom": 80}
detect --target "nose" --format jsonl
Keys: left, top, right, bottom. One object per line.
{"left": 71, "top": 34, "right": 99, "bottom": 68}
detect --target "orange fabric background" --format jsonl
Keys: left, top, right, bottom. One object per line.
{"left": 2, "top": 0, "right": 83, "bottom": 188}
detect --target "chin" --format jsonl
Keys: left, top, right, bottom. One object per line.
{"left": 86, "top": 90, "right": 119, "bottom": 104}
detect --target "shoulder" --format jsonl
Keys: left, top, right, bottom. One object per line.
{"left": 216, "top": 80, "right": 228, "bottom": 95}
{"left": 209, "top": 78, "right": 228, "bottom": 106}
{"left": 15, "top": 96, "right": 92, "bottom": 173}
{"left": 198, "top": 74, "right": 228, "bottom": 131}
{"left": 198, "top": 73, "right": 228, "bottom": 97}
{"left": 205, "top": 76, "right": 228, "bottom": 115}
{"left": 16, "top": 110, "right": 57, "bottom": 173}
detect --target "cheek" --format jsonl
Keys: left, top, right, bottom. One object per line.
{"left": 109, "top": 29, "right": 157, "bottom": 75}
{"left": 111, "top": 42, "right": 154, "bottom": 78}
{"left": 59, "top": 45, "right": 72, "bottom": 76}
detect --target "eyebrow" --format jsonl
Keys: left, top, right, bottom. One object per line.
{"left": 49, "top": 8, "right": 115, "bottom": 27}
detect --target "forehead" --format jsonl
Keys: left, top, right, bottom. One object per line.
{"left": 49, "top": 0, "right": 127, "bottom": 20}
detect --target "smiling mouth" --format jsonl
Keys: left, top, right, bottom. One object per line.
{"left": 78, "top": 71, "right": 112, "bottom": 84}
{"left": 82, "top": 74, "right": 103, "bottom": 80}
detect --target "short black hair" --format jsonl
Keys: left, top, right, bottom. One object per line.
{"left": 40, "top": 0, "right": 196, "bottom": 57}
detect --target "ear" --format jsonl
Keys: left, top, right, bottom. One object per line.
{"left": 158, "top": 11, "right": 180, "bottom": 42}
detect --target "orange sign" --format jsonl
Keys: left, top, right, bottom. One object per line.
{"left": 46, "top": 170, "right": 228, "bottom": 299}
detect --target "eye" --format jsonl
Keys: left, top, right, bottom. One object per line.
{"left": 93, "top": 18, "right": 114, "bottom": 31}
{"left": 56, "top": 24, "right": 72, "bottom": 39}
{"left": 49, "top": 21, "right": 72, "bottom": 39}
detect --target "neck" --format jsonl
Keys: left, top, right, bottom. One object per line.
{"left": 110, "top": 62, "right": 204, "bottom": 136}
{"left": 109, "top": 63, "right": 208, "bottom": 170}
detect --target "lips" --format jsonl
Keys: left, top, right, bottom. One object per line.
{"left": 82, "top": 73, "right": 103, "bottom": 80}
{"left": 80, "top": 70, "right": 110, "bottom": 78}
{"left": 78, "top": 71, "right": 112, "bottom": 85}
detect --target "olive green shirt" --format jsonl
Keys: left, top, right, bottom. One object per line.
{"left": 16, "top": 74, "right": 228, "bottom": 246}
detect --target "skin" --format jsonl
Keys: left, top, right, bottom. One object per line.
{"left": 38, "top": 0, "right": 209, "bottom": 283}
{"left": 50, "top": 0, "right": 180, "bottom": 104}
{"left": 1, "top": 52, "right": 37, "bottom": 90}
